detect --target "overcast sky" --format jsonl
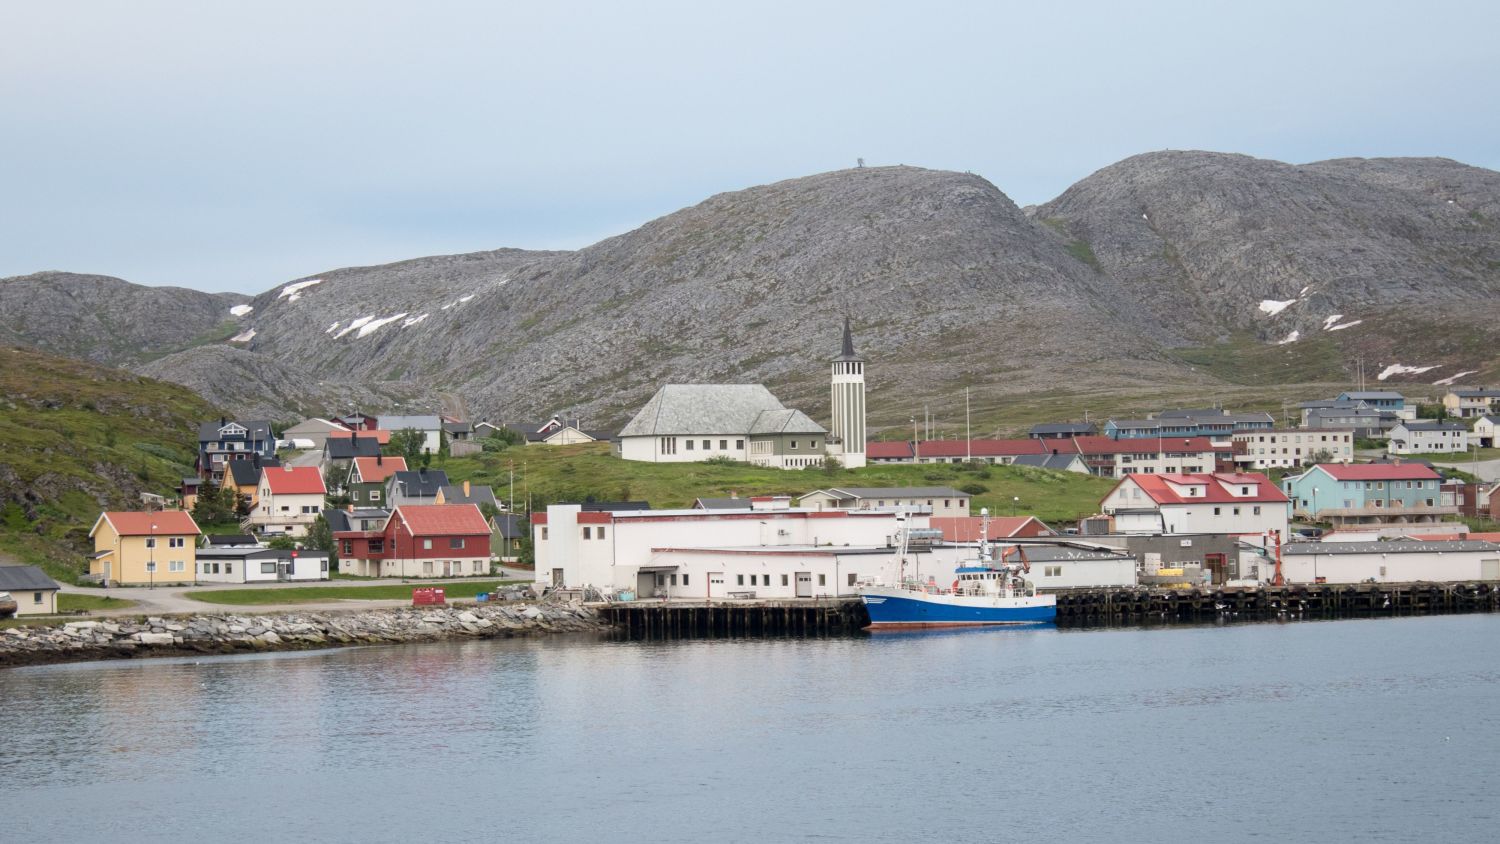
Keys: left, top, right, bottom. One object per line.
{"left": 3, "top": 0, "right": 1497, "bottom": 294}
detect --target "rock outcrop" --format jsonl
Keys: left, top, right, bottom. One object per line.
{"left": 0, "top": 602, "right": 607, "bottom": 668}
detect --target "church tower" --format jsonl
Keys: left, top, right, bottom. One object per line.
{"left": 830, "top": 318, "right": 867, "bottom": 468}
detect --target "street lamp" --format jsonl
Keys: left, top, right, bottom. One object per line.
{"left": 1011, "top": 496, "right": 1019, "bottom": 517}
{"left": 1311, "top": 487, "right": 1319, "bottom": 525}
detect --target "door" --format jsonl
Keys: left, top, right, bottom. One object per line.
{"left": 551, "top": 567, "right": 564, "bottom": 587}
{"left": 443, "top": 560, "right": 453, "bottom": 577}
{"left": 1204, "top": 553, "right": 1228, "bottom": 585}
{"left": 795, "top": 571, "right": 813, "bottom": 598}
{"left": 103, "top": 562, "right": 111, "bottom": 587}
{"left": 708, "top": 572, "right": 724, "bottom": 598}
{"left": 1483, "top": 559, "right": 1500, "bottom": 581}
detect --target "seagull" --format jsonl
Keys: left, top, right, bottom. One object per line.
{"left": 1215, "top": 602, "right": 1228, "bottom": 611}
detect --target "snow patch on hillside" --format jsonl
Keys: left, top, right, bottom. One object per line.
{"left": 402, "top": 314, "right": 429, "bottom": 328}
{"left": 1433, "top": 370, "right": 1477, "bottom": 386}
{"left": 335, "top": 316, "right": 374, "bottom": 339}
{"left": 326, "top": 322, "right": 340, "bottom": 334}
{"left": 1322, "top": 314, "right": 1343, "bottom": 330}
{"left": 1276, "top": 330, "right": 1300, "bottom": 345}
{"left": 357, "top": 313, "right": 408, "bottom": 338}
{"left": 277, "top": 279, "right": 322, "bottom": 302}
{"left": 1327, "top": 319, "right": 1362, "bottom": 331}
{"left": 230, "top": 328, "right": 256, "bottom": 343}
{"left": 1260, "top": 299, "right": 1297, "bottom": 316}
{"left": 1377, "top": 364, "right": 1438, "bottom": 381}
{"left": 229, "top": 304, "right": 254, "bottom": 317}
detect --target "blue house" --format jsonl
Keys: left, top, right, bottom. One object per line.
{"left": 196, "top": 419, "right": 276, "bottom": 483}
{"left": 1281, "top": 462, "right": 1450, "bottom": 527}
{"left": 1337, "top": 391, "right": 1407, "bottom": 416}
{"left": 1105, "top": 410, "right": 1275, "bottom": 440}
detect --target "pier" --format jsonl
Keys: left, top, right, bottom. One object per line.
{"left": 596, "top": 581, "right": 1500, "bottom": 637}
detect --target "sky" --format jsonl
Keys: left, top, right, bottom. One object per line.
{"left": 2, "top": 0, "right": 1497, "bottom": 294}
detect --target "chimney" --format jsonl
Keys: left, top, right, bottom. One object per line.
{"left": 377, "top": 453, "right": 383, "bottom": 466}
{"left": 463, "top": 480, "right": 470, "bottom": 496}
{"left": 730, "top": 490, "right": 738, "bottom": 499}
{"left": 220, "top": 416, "right": 227, "bottom": 426}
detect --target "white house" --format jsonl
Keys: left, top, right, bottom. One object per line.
{"left": 1388, "top": 421, "right": 1469, "bottom": 455}
{"left": 1281, "top": 540, "right": 1500, "bottom": 584}
{"left": 615, "top": 321, "right": 866, "bottom": 469}
{"left": 1100, "top": 472, "right": 1290, "bottom": 543}
{"left": 1231, "top": 429, "right": 1354, "bottom": 470}
{"left": 0, "top": 565, "right": 61, "bottom": 616}
{"left": 252, "top": 465, "right": 327, "bottom": 537}
{"left": 375, "top": 414, "right": 444, "bottom": 454}
{"left": 1473, "top": 415, "right": 1500, "bottom": 448}
{"left": 196, "top": 546, "right": 330, "bottom": 582}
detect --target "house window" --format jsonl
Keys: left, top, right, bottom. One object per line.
{"left": 301, "top": 505, "right": 318, "bottom": 514}
{"left": 1253, "top": 506, "right": 1261, "bottom": 515}
{"left": 1213, "top": 507, "right": 1221, "bottom": 515}
{"left": 423, "top": 561, "right": 433, "bottom": 574}
{"left": 702, "top": 440, "right": 711, "bottom": 450}
{"left": 818, "top": 574, "right": 826, "bottom": 586}
{"left": 582, "top": 527, "right": 591, "bottom": 540}
{"left": 226, "top": 562, "right": 233, "bottom": 574}
{"left": 847, "top": 573, "right": 857, "bottom": 587}
{"left": 144, "top": 537, "right": 156, "bottom": 549}
{"left": 720, "top": 440, "right": 728, "bottom": 450}
{"left": 450, "top": 537, "right": 465, "bottom": 549}
{"left": 371, "top": 490, "right": 381, "bottom": 501}
{"left": 1233, "top": 507, "right": 1241, "bottom": 516}
{"left": 261, "top": 562, "right": 276, "bottom": 574}
{"left": 790, "top": 440, "right": 798, "bottom": 450}
{"left": 369, "top": 539, "right": 384, "bottom": 553}
{"left": 598, "top": 526, "right": 606, "bottom": 540}
{"left": 168, "top": 537, "right": 185, "bottom": 548}
{"left": 685, "top": 439, "right": 694, "bottom": 450}
{"left": 945, "top": 500, "right": 952, "bottom": 508}
{"left": 474, "top": 561, "right": 484, "bottom": 573}
{"left": 541, "top": 527, "right": 548, "bottom": 541}
{"left": 682, "top": 574, "right": 690, "bottom": 586}
{"left": 321, "top": 559, "right": 329, "bottom": 572}
{"left": 342, "top": 540, "right": 353, "bottom": 554}
{"left": 736, "top": 440, "right": 744, "bottom": 449}
{"left": 423, "top": 539, "right": 433, "bottom": 550}
{"left": 737, "top": 574, "right": 745, "bottom": 586}
{"left": 782, "top": 574, "right": 789, "bottom": 586}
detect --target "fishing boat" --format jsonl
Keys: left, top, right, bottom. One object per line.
{"left": 857, "top": 509, "right": 1056, "bottom": 628}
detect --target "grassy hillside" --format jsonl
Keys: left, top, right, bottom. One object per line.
{"left": 0, "top": 346, "right": 220, "bottom": 583}
{"left": 436, "top": 443, "right": 1116, "bottom": 525}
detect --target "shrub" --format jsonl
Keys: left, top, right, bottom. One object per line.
{"left": 958, "top": 482, "right": 988, "bottom": 495}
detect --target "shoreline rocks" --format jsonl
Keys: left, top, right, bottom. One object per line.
{"left": 0, "top": 603, "right": 608, "bottom": 669}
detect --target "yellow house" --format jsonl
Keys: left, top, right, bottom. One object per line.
{"left": 89, "top": 511, "right": 201, "bottom": 587}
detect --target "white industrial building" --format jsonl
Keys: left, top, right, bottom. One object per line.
{"left": 195, "top": 546, "right": 330, "bottom": 583}
{"left": 533, "top": 499, "right": 1138, "bottom": 597}
{"left": 1280, "top": 541, "right": 1500, "bottom": 584}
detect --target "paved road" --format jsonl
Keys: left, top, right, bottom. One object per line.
{"left": 60, "top": 571, "right": 534, "bottom": 617}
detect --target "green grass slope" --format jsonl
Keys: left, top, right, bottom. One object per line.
{"left": 0, "top": 346, "right": 220, "bottom": 583}
{"left": 437, "top": 442, "right": 1116, "bottom": 525}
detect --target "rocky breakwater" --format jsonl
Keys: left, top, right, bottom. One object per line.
{"left": 0, "top": 603, "right": 607, "bottom": 668}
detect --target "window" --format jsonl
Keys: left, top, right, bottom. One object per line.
{"left": 736, "top": 440, "right": 744, "bottom": 450}
{"left": 847, "top": 573, "right": 857, "bottom": 587}
{"left": 1253, "top": 506, "right": 1261, "bottom": 515}
{"left": 818, "top": 574, "right": 826, "bottom": 586}
{"left": 685, "top": 439, "right": 694, "bottom": 450}
{"left": 598, "top": 527, "right": 606, "bottom": 540}
{"left": 321, "top": 559, "right": 329, "bottom": 572}
{"left": 369, "top": 539, "right": 384, "bottom": 553}
{"left": 226, "top": 562, "right": 233, "bottom": 574}
{"left": 737, "top": 574, "right": 745, "bottom": 586}
{"left": 342, "top": 540, "right": 353, "bottom": 554}
{"left": 302, "top": 505, "right": 319, "bottom": 514}
{"left": 669, "top": 574, "right": 678, "bottom": 586}
{"left": 144, "top": 537, "right": 156, "bottom": 549}
{"left": 1213, "top": 507, "right": 1221, "bottom": 515}
{"left": 168, "top": 537, "right": 185, "bottom": 548}
{"left": 682, "top": 574, "right": 690, "bottom": 586}
{"left": 720, "top": 439, "right": 728, "bottom": 450}
{"left": 781, "top": 574, "right": 789, "bottom": 586}
{"left": 790, "top": 440, "right": 798, "bottom": 450}
{"left": 702, "top": 440, "right": 711, "bottom": 450}
{"left": 423, "top": 538, "right": 433, "bottom": 549}
{"left": 582, "top": 527, "right": 591, "bottom": 540}
{"left": 371, "top": 490, "right": 381, "bottom": 501}
{"left": 280, "top": 506, "right": 290, "bottom": 512}
{"left": 945, "top": 500, "right": 952, "bottom": 508}
{"left": 145, "top": 561, "right": 157, "bottom": 572}
{"left": 422, "top": 561, "right": 433, "bottom": 574}
{"left": 449, "top": 537, "right": 464, "bottom": 549}
{"left": 660, "top": 437, "right": 677, "bottom": 455}
{"left": 474, "top": 561, "right": 484, "bottom": 573}
{"left": 261, "top": 561, "right": 276, "bottom": 574}
{"left": 541, "top": 527, "right": 548, "bottom": 541}
{"left": 33, "top": 591, "right": 42, "bottom": 604}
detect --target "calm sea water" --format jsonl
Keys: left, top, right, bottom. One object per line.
{"left": 3, "top": 615, "right": 1499, "bottom": 843}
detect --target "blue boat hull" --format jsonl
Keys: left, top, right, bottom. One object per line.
{"left": 861, "top": 590, "right": 1056, "bottom": 628}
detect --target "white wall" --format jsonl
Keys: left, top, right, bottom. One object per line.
{"left": 1281, "top": 549, "right": 1495, "bottom": 584}
{"left": 12, "top": 588, "right": 59, "bottom": 616}
{"left": 1024, "top": 556, "right": 1138, "bottom": 590}
{"left": 619, "top": 435, "right": 749, "bottom": 463}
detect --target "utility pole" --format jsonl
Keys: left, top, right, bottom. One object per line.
{"left": 966, "top": 388, "right": 972, "bottom": 463}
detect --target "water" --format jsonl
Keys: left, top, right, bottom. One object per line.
{"left": 3, "top": 615, "right": 1499, "bottom": 843}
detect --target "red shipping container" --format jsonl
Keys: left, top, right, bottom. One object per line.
{"left": 412, "top": 587, "right": 447, "bottom": 606}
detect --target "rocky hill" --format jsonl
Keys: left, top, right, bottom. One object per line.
{"left": 0, "top": 271, "right": 248, "bottom": 366}
{"left": 7, "top": 152, "right": 1500, "bottom": 426}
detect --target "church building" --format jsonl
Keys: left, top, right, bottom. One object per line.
{"left": 615, "top": 321, "right": 868, "bottom": 469}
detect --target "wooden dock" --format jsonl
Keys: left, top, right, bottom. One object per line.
{"left": 1053, "top": 581, "right": 1500, "bottom": 624}
{"left": 596, "top": 582, "right": 1500, "bottom": 637}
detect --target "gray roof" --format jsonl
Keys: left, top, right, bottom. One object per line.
{"left": 205, "top": 534, "right": 258, "bottom": 547}
{"left": 619, "top": 385, "right": 824, "bottom": 437}
{"left": 694, "top": 497, "right": 752, "bottom": 510}
{"left": 1006, "top": 547, "right": 1130, "bottom": 562}
{"left": 325, "top": 436, "right": 382, "bottom": 459}
{"left": 326, "top": 509, "right": 391, "bottom": 533}
{"left": 443, "top": 422, "right": 473, "bottom": 435}
{"left": 1109, "top": 418, "right": 1161, "bottom": 429}
{"left": 440, "top": 484, "right": 499, "bottom": 508}
{"left": 1029, "top": 422, "right": 1095, "bottom": 435}
{"left": 197, "top": 419, "right": 273, "bottom": 443}
{"left": 1299, "top": 399, "right": 1367, "bottom": 409}
{"left": 387, "top": 469, "right": 450, "bottom": 498}
{"left": 1010, "top": 453, "right": 1085, "bottom": 470}
{"left": 1398, "top": 421, "right": 1467, "bottom": 432}
{"left": 1451, "top": 389, "right": 1500, "bottom": 398}
{"left": 580, "top": 501, "right": 651, "bottom": 512}
{"left": 1284, "top": 541, "right": 1500, "bottom": 555}
{"left": 1340, "top": 391, "right": 1404, "bottom": 400}
{"left": 0, "top": 565, "right": 60, "bottom": 592}
{"left": 227, "top": 457, "right": 278, "bottom": 487}
{"left": 1155, "top": 408, "right": 1225, "bottom": 418}
{"left": 491, "top": 513, "right": 526, "bottom": 539}
{"left": 377, "top": 414, "right": 443, "bottom": 431}
{"left": 817, "top": 486, "right": 969, "bottom": 499}
{"left": 748, "top": 408, "right": 826, "bottom": 435}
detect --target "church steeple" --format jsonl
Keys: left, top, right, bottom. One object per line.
{"left": 829, "top": 318, "right": 867, "bottom": 468}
